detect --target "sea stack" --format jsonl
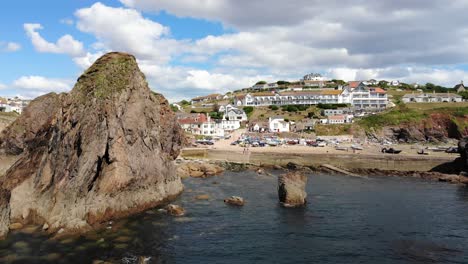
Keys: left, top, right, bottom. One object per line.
{"left": 278, "top": 172, "right": 308, "bottom": 207}
{"left": 0, "top": 52, "right": 184, "bottom": 238}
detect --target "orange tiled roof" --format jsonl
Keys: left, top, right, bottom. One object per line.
{"left": 320, "top": 90, "right": 342, "bottom": 95}
{"left": 369, "top": 87, "right": 386, "bottom": 94}
{"left": 348, "top": 81, "right": 361, "bottom": 88}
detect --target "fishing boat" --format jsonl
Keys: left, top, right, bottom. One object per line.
{"left": 335, "top": 146, "right": 349, "bottom": 151}
{"left": 381, "top": 147, "right": 402, "bottom": 154}
{"left": 351, "top": 144, "right": 363, "bottom": 150}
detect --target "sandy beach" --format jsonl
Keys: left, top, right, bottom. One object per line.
{"left": 199, "top": 129, "right": 459, "bottom": 159}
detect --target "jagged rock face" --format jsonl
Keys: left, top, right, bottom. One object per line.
{"left": 373, "top": 113, "right": 467, "bottom": 143}
{"left": 278, "top": 172, "right": 307, "bottom": 207}
{"left": 0, "top": 93, "right": 62, "bottom": 155}
{"left": 459, "top": 137, "right": 468, "bottom": 172}
{"left": 0, "top": 52, "right": 184, "bottom": 238}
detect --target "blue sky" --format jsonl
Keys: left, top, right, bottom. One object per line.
{"left": 1, "top": 0, "right": 468, "bottom": 101}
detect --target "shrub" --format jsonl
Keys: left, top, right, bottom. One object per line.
{"left": 269, "top": 105, "right": 279, "bottom": 110}
{"left": 243, "top": 106, "right": 254, "bottom": 116}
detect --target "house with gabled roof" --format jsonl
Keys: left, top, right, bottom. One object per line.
{"left": 454, "top": 81, "right": 466, "bottom": 93}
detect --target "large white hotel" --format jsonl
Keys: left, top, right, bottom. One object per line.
{"left": 235, "top": 82, "right": 388, "bottom": 109}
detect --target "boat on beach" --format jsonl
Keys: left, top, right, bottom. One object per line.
{"left": 351, "top": 144, "right": 363, "bottom": 150}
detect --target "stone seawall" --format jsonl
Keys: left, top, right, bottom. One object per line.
{"left": 181, "top": 148, "right": 454, "bottom": 172}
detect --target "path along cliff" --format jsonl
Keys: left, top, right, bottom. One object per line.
{"left": 0, "top": 52, "right": 184, "bottom": 238}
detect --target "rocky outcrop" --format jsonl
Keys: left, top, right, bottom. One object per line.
{"left": 224, "top": 196, "right": 245, "bottom": 206}
{"left": 166, "top": 204, "right": 185, "bottom": 216}
{"left": 459, "top": 137, "right": 468, "bottom": 173}
{"left": 366, "top": 113, "right": 467, "bottom": 143}
{"left": 177, "top": 162, "right": 224, "bottom": 178}
{"left": 278, "top": 172, "right": 307, "bottom": 207}
{"left": 0, "top": 52, "right": 184, "bottom": 238}
{"left": 0, "top": 93, "right": 62, "bottom": 155}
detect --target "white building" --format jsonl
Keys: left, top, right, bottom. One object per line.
{"left": 269, "top": 117, "right": 290, "bottom": 132}
{"left": 345, "top": 83, "right": 387, "bottom": 109}
{"left": 402, "top": 93, "right": 463, "bottom": 103}
{"left": 225, "top": 108, "right": 247, "bottom": 121}
{"left": 221, "top": 119, "right": 241, "bottom": 131}
{"left": 236, "top": 83, "right": 387, "bottom": 109}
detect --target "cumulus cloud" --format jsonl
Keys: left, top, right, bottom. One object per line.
{"left": 75, "top": 2, "right": 182, "bottom": 63}
{"left": 122, "top": 0, "right": 468, "bottom": 70}
{"left": 0, "top": 42, "right": 21, "bottom": 52}
{"left": 20, "top": 1, "right": 468, "bottom": 101}
{"left": 24, "top": 23, "right": 85, "bottom": 56}
{"left": 13, "top": 76, "right": 72, "bottom": 92}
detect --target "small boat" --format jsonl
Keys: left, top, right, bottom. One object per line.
{"left": 381, "top": 147, "right": 402, "bottom": 154}
{"left": 335, "top": 146, "right": 349, "bottom": 151}
{"left": 351, "top": 144, "right": 363, "bottom": 150}
{"left": 427, "top": 147, "right": 448, "bottom": 152}
{"left": 445, "top": 147, "right": 458, "bottom": 153}
{"left": 417, "top": 149, "right": 429, "bottom": 155}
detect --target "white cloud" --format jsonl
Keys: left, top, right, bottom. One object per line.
{"left": 24, "top": 23, "right": 84, "bottom": 56}
{"left": 13, "top": 76, "right": 72, "bottom": 92}
{"left": 75, "top": 2, "right": 180, "bottom": 63}
{"left": 73, "top": 51, "right": 105, "bottom": 69}
{"left": 0, "top": 83, "right": 6, "bottom": 90}
{"left": 0, "top": 42, "right": 21, "bottom": 52}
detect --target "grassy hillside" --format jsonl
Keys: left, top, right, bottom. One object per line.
{"left": 357, "top": 103, "right": 468, "bottom": 131}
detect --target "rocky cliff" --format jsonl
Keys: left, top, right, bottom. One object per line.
{"left": 366, "top": 113, "right": 467, "bottom": 143}
{"left": 0, "top": 52, "right": 184, "bottom": 238}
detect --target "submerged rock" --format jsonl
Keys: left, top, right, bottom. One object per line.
{"left": 195, "top": 194, "right": 210, "bottom": 200}
{"left": 166, "top": 204, "right": 185, "bottom": 216}
{"left": 278, "top": 172, "right": 308, "bottom": 207}
{"left": 0, "top": 52, "right": 184, "bottom": 238}
{"left": 177, "top": 162, "right": 224, "bottom": 178}
{"left": 224, "top": 196, "right": 245, "bottom": 206}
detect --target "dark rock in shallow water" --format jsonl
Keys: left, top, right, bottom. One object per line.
{"left": 459, "top": 137, "right": 468, "bottom": 173}
{"left": 278, "top": 172, "right": 307, "bottom": 207}
{"left": 0, "top": 52, "right": 184, "bottom": 238}
{"left": 224, "top": 196, "right": 245, "bottom": 206}
{"left": 166, "top": 204, "right": 185, "bottom": 216}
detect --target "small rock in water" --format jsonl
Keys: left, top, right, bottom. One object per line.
{"left": 256, "top": 168, "right": 265, "bottom": 174}
{"left": 224, "top": 196, "right": 245, "bottom": 206}
{"left": 9, "top": 223, "right": 23, "bottom": 230}
{"left": 20, "top": 225, "right": 39, "bottom": 234}
{"left": 57, "top": 228, "right": 65, "bottom": 234}
{"left": 42, "top": 223, "right": 49, "bottom": 231}
{"left": 138, "top": 256, "right": 152, "bottom": 264}
{"left": 195, "top": 194, "right": 210, "bottom": 200}
{"left": 166, "top": 204, "right": 185, "bottom": 216}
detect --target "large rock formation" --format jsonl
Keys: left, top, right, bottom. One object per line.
{"left": 278, "top": 172, "right": 308, "bottom": 207}
{"left": 0, "top": 52, "right": 184, "bottom": 238}
{"left": 367, "top": 113, "right": 467, "bottom": 143}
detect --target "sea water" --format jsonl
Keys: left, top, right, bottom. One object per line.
{"left": 1, "top": 171, "right": 467, "bottom": 263}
